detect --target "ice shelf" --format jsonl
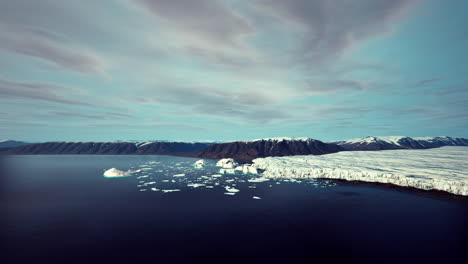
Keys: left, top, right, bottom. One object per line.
{"left": 253, "top": 146, "right": 468, "bottom": 196}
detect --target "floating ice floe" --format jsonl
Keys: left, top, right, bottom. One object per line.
{"left": 187, "top": 183, "right": 205, "bottom": 188}
{"left": 173, "top": 173, "right": 185, "bottom": 177}
{"left": 252, "top": 196, "right": 261, "bottom": 199}
{"left": 212, "top": 174, "right": 222, "bottom": 177}
{"left": 216, "top": 158, "right": 239, "bottom": 168}
{"left": 194, "top": 159, "right": 206, "bottom": 169}
{"left": 161, "top": 189, "right": 181, "bottom": 193}
{"left": 247, "top": 177, "right": 270, "bottom": 183}
{"left": 253, "top": 146, "right": 468, "bottom": 196}
{"left": 224, "top": 192, "right": 236, "bottom": 195}
{"left": 103, "top": 168, "right": 141, "bottom": 178}
{"left": 151, "top": 188, "right": 160, "bottom": 191}
{"left": 225, "top": 186, "right": 240, "bottom": 193}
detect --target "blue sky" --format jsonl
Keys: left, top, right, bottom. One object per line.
{"left": 1, "top": 0, "right": 467, "bottom": 142}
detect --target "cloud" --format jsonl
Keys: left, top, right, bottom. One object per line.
{"left": 50, "top": 111, "right": 134, "bottom": 120}
{"left": 0, "top": 78, "right": 91, "bottom": 106}
{"left": 254, "top": 0, "right": 418, "bottom": 64}
{"left": 129, "top": 0, "right": 253, "bottom": 45}
{"left": 0, "top": 1, "right": 106, "bottom": 74}
{"left": 130, "top": 84, "right": 289, "bottom": 123}
{"left": 417, "top": 77, "right": 442, "bottom": 85}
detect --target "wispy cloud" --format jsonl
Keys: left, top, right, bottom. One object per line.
{"left": 0, "top": 78, "right": 92, "bottom": 106}
{"left": 417, "top": 77, "right": 442, "bottom": 86}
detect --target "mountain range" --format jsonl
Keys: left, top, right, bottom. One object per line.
{"left": 332, "top": 136, "right": 468, "bottom": 151}
{"left": 1, "top": 136, "right": 467, "bottom": 161}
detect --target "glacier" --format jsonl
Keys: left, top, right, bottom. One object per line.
{"left": 253, "top": 146, "right": 468, "bottom": 196}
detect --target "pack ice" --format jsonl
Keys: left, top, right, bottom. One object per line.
{"left": 253, "top": 146, "right": 468, "bottom": 196}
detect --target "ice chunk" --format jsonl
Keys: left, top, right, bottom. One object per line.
{"left": 212, "top": 174, "right": 222, "bottom": 177}
{"left": 252, "top": 196, "right": 261, "bottom": 199}
{"left": 225, "top": 186, "right": 239, "bottom": 193}
{"left": 103, "top": 168, "right": 141, "bottom": 178}
{"left": 247, "top": 177, "right": 270, "bottom": 183}
{"left": 187, "top": 183, "right": 205, "bottom": 188}
{"left": 216, "top": 158, "right": 239, "bottom": 168}
{"left": 173, "top": 173, "right": 185, "bottom": 177}
{"left": 236, "top": 164, "right": 258, "bottom": 174}
{"left": 194, "top": 159, "right": 206, "bottom": 169}
{"left": 151, "top": 188, "right": 160, "bottom": 191}
{"left": 224, "top": 192, "right": 236, "bottom": 195}
{"left": 161, "top": 189, "right": 181, "bottom": 193}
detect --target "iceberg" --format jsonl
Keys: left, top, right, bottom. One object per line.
{"left": 216, "top": 158, "right": 239, "bottom": 168}
{"left": 253, "top": 146, "right": 468, "bottom": 196}
{"left": 252, "top": 196, "right": 261, "bottom": 199}
{"left": 236, "top": 164, "right": 258, "bottom": 174}
{"left": 103, "top": 168, "right": 141, "bottom": 178}
{"left": 194, "top": 159, "right": 206, "bottom": 169}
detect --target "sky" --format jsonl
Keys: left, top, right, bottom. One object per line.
{"left": 0, "top": 0, "right": 467, "bottom": 142}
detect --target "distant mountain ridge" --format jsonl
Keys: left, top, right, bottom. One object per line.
{"left": 332, "top": 136, "right": 468, "bottom": 151}
{"left": 187, "top": 137, "right": 343, "bottom": 162}
{"left": 1, "top": 136, "right": 467, "bottom": 160}
{"left": 0, "top": 140, "right": 30, "bottom": 148}
{"left": 0, "top": 141, "right": 212, "bottom": 155}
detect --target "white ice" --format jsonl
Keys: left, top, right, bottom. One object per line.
{"left": 161, "top": 189, "right": 181, "bottom": 193}
{"left": 173, "top": 173, "right": 186, "bottom": 177}
{"left": 253, "top": 146, "right": 468, "bottom": 196}
{"left": 247, "top": 177, "right": 270, "bottom": 183}
{"left": 236, "top": 164, "right": 258, "bottom": 174}
{"left": 216, "top": 158, "right": 239, "bottom": 168}
{"left": 194, "top": 159, "right": 206, "bottom": 168}
{"left": 103, "top": 168, "right": 141, "bottom": 178}
{"left": 225, "top": 186, "right": 240, "bottom": 193}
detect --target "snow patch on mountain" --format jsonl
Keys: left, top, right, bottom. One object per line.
{"left": 244, "top": 137, "right": 313, "bottom": 142}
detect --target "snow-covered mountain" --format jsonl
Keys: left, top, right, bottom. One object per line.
{"left": 333, "top": 136, "right": 468, "bottom": 151}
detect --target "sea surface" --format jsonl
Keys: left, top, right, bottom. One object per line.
{"left": 1, "top": 155, "right": 467, "bottom": 263}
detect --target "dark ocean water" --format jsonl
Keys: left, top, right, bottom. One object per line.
{"left": 1, "top": 155, "right": 467, "bottom": 263}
